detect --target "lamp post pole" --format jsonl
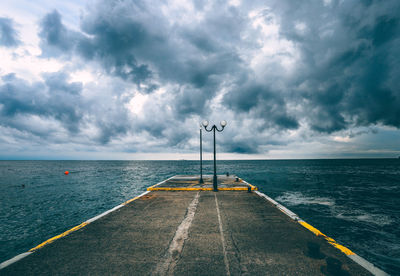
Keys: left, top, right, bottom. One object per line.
{"left": 202, "top": 120, "right": 227, "bottom": 192}
{"left": 213, "top": 126, "right": 217, "bottom": 189}
{"left": 199, "top": 125, "right": 204, "bottom": 184}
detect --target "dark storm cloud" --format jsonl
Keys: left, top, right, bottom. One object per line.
{"left": 27, "top": 0, "right": 400, "bottom": 154}
{"left": 39, "top": 9, "right": 153, "bottom": 87}
{"left": 220, "top": 0, "right": 400, "bottom": 137}
{"left": 0, "top": 72, "right": 82, "bottom": 133}
{"left": 274, "top": 0, "right": 400, "bottom": 132}
{"left": 224, "top": 82, "right": 299, "bottom": 130}
{"left": 35, "top": 1, "right": 253, "bottom": 151}
{"left": 224, "top": 140, "right": 259, "bottom": 154}
{"left": 0, "top": 17, "right": 20, "bottom": 47}
{"left": 38, "top": 2, "right": 246, "bottom": 100}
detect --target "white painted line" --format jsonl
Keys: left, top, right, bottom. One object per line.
{"left": 138, "top": 190, "right": 151, "bottom": 197}
{"left": 85, "top": 204, "right": 124, "bottom": 224}
{"left": 148, "top": 175, "right": 176, "bottom": 189}
{"left": 0, "top": 252, "right": 32, "bottom": 269}
{"left": 174, "top": 175, "right": 202, "bottom": 180}
{"left": 153, "top": 192, "right": 200, "bottom": 275}
{"left": 215, "top": 193, "right": 231, "bottom": 276}
{"left": 87, "top": 190, "right": 151, "bottom": 223}
{"left": 255, "top": 191, "right": 301, "bottom": 221}
{"left": 348, "top": 255, "right": 389, "bottom": 276}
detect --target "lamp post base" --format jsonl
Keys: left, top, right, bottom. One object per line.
{"left": 199, "top": 177, "right": 204, "bottom": 184}
{"left": 213, "top": 175, "right": 218, "bottom": 192}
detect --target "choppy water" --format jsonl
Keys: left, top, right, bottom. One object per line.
{"left": 0, "top": 159, "right": 399, "bottom": 274}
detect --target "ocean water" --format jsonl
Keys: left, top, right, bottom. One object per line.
{"left": 0, "top": 159, "right": 399, "bottom": 274}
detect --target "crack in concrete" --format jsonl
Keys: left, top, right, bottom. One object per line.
{"left": 152, "top": 192, "right": 200, "bottom": 276}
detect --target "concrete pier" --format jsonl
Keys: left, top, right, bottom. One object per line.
{"left": 0, "top": 175, "right": 385, "bottom": 275}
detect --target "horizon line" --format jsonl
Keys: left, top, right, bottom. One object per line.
{"left": 1, "top": 157, "right": 399, "bottom": 161}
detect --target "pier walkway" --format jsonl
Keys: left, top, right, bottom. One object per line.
{"left": 1, "top": 176, "right": 384, "bottom": 275}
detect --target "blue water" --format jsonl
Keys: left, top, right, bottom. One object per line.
{"left": 0, "top": 160, "right": 399, "bottom": 274}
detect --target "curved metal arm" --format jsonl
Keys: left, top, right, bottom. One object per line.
{"left": 203, "top": 125, "right": 225, "bottom": 132}
{"left": 215, "top": 125, "right": 225, "bottom": 132}
{"left": 203, "top": 125, "right": 215, "bottom": 132}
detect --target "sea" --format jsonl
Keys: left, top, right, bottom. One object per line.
{"left": 0, "top": 159, "right": 399, "bottom": 274}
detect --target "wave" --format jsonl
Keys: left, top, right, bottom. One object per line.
{"left": 275, "top": 192, "right": 335, "bottom": 206}
{"left": 334, "top": 210, "right": 393, "bottom": 226}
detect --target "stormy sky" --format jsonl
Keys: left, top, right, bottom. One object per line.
{"left": 0, "top": 0, "right": 399, "bottom": 159}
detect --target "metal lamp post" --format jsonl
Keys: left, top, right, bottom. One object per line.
{"left": 202, "top": 120, "right": 227, "bottom": 191}
{"left": 199, "top": 124, "right": 204, "bottom": 184}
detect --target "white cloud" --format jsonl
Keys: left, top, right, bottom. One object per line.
{"left": 333, "top": 135, "right": 351, "bottom": 142}
{"left": 0, "top": 47, "right": 64, "bottom": 81}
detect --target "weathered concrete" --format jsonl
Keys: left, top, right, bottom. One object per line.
{"left": 1, "top": 177, "right": 374, "bottom": 275}
{"left": 148, "top": 175, "right": 256, "bottom": 191}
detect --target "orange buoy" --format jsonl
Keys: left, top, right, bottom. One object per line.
{"left": 64, "top": 171, "right": 69, "bottom": 175}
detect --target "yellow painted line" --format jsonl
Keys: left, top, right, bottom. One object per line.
{"left": 124, "top": 191, "right": 151, "bottom": 205}
{"left": 28, "top": 191, "right": 149, "bottom": 253}
{"left": 240, "top": 178, "right": 258, "bottom": 191}
{"left": 219, "top": 187, "right": 253, "bottom": 191}
{"left": 146, "top": 176, "right": 176, "bottom": 190}
{"left": 123, "top": 195, "right": 143, "bottom": 205}
{"left": 149, "top": 187, "right": 214, "bottom": 191}
{"left": 148, "top": 187, "right": 257, "bottom": 191}
{"left": 256, "top": 191, "right": 359, "bottom": 259}
{"left": 146, "top": 183, "right": 160, "bottom": 190}
{"left": 255, "top": 189, "right": 387, "bottom": 275}
{"left": 29, "top": 222, "right": 88, "bottom": 252}
{"left": 147, "top": 175, "right": 258, "bottom": 191}
{"left": 299, "top": 221, "right": 325, "bottom": 236}
{"left": 299, "top": 221, "right": 355, "bottom": 256}
{"left": 247, "top": 183, "right": 258, "bottom": 190}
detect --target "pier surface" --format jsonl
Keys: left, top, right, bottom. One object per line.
{"left": 1, "top": 175, "right": 376, "bottom": 275}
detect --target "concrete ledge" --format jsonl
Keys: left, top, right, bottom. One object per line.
{"left": 0, "top": 190, "right": 151, "bottom": 270}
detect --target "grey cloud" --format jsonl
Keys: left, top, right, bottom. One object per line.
{"left": 0, "top": 72, "right": 83, "bottom": 133}
{"left": 39, "top": 7, "right": 155, "bottom": 87}
{"left": 0, "top": 71, "right": 202, "bottom": 151}
{"left": 39, "top": 9, "right": 153, "bottom": 87}
{"left": 0, "top": 17, "right": 20, "bottom": 47}
{"left": 272, "top": 0, "right": 400, "bottom": 133}
{"left": 22, "top": 0, "right": 400, "bottom": 154}
{"left": 0, "top": 72, "right": 138, "bottom": 145}
{"left": 35, "top": 1, "right": 252, "bottom": 150}
{"left": 368, "top": 16, "right": 398, "bottom": 47}
{"left": 38, "top": 2, "right": 246, "bottom": 98}
{"left": 223, "top": 141, "right": 259, "bottom": 154}
{"left": 39, "top": 10, "right": 76, "bottom": 53}
{"left": 173, "top": 86, "right": 211, "bottom": 117}
{"left": 224, "top": 82, "right": 299, "bottom": 130}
